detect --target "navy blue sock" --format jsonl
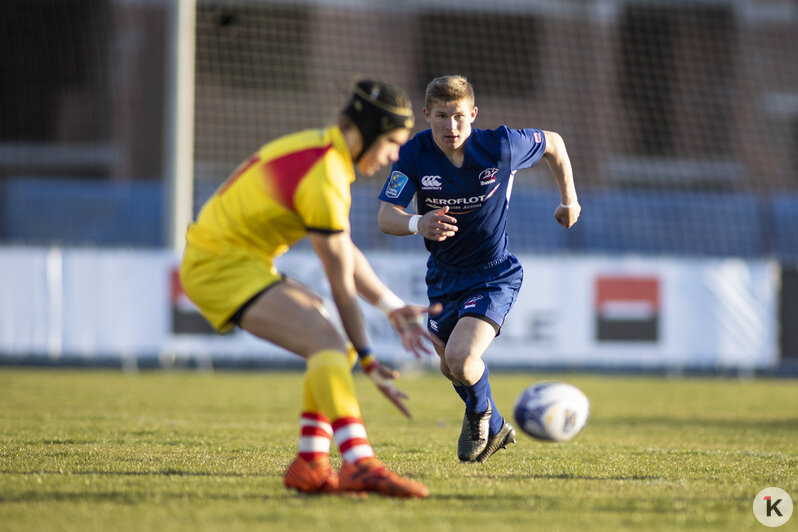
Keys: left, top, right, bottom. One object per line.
{"left": 484, "top": 370, "right": 505, "bottom": 434}
{"left": 464, "top": 365, "right": 505, "bottom": 434}
{"left": 463, "top": 365, "right": 489, "bottom": 411}
{"left": 453, "top": 383, "right": 468, "bottom": 404}
{"left": 460, "top": 366, "right": 505, "bottom": 435}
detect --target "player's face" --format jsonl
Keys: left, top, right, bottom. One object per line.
{"left": 423, "top": 99, "right": 477, "bottom": 154}
{"left": 356, "top": 128, "right": 411, "bottom": 176}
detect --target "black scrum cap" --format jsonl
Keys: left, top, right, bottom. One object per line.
{"left": 342, "top": 80, "right": 414, "bottom": 161}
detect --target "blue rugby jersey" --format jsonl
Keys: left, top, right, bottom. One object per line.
{"left": 378, "top": 126, "right": 546, "bottom": 267}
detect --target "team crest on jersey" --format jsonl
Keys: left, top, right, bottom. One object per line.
{"left": 463, "top": 295, "right": 484, "bottom": 309}
{"left": 478, "top": 168, "right": 499, "bottom": 185}
{"left": 421, "top": 175, "right": 442, "bottom": 190}
{"left": 385, "top": 171, "right": 409, "bottom": 198}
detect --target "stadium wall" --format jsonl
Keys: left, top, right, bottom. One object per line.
{"left": 0, "top": 247, "right": 780, "bottom": 372}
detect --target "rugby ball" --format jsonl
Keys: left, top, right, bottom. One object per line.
{"left": 513, "top": 382, "right": 590, "bottom": 442}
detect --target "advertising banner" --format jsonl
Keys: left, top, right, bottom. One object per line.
{"left": 0, "top": 248, "right": 779, "bottom": 369}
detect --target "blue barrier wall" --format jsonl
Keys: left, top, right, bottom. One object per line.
{"left": 771, "top": 194, "right": 798, "bottom": 263}
{"left": 2, "top": 177, "right": 797, "bottom": 260}
{"left": 568, "top": 189, "right": 766, "bottom": 257}
{"left": 1, "top": 177, "right": 163, "bottom": 247}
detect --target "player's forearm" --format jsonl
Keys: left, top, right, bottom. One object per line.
{"left": 331, "top": 287, "right": 371, "bottom": 352}
{"left": 323, "top": 255, "right": 371, "bottom": 351}
{"left": 550, "top": 161, "right": 577, "bottom": 205}
{"left": 544, "top": 132, "right": 578, "bottom": 204}
{"left": 377, "top": 202, "right": 417, "bottom": 236}
{"left": 309, "top": 231, "right": 371, "bottom": 350}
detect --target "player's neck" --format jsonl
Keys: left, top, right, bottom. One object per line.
{"left": 341, "top": 124, "right": 363, "bottom": 162}
{"left": 437, "top": 144, "right": 465, "bottom": 168}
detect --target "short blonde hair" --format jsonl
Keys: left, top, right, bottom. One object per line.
{"left": 424, "top": 75, "right": 475, "bottom": 110}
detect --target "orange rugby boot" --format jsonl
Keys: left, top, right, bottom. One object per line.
{"left": 338, "top": 457, "right": 429, "bottom": 498}
{"left": 283, "top": 455, "right": 339, "bottom": 494}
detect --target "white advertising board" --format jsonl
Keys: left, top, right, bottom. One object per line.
{"left": 0, "top": 247, "right": 780, "bottom": 369}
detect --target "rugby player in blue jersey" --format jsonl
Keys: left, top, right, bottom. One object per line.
{"left": 377, "top": 75, "right": 580, "bottom": 462}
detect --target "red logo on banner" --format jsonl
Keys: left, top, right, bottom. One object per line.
{"left": 595, "top": 276, "right": 659, "bottom": 342}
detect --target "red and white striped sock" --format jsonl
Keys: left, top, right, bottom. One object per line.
{"left": 332, "top": 416, "right": 375, "bottom": 464}
{"left": 298, "top": 412, "right": 333, "bottom": 462}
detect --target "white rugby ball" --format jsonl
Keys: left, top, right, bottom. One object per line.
{"left": 513, "top": 381, "right": 590, "bottom": 442}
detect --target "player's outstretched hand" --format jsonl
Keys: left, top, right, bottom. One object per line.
{"left": 419, "top": 206, "right": 458, "bottom": 241}
{"left": 362, "top": 358, "right": 411, "bottom": 418}
{"left": 554, "top": 202, "right": 581, "bottom": 228}
{"left": 388, "top": 303, "right": 444, "bottom": 360}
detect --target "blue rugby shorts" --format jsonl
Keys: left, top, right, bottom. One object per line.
{"left": 425, "top": 253, "right": 524, "bottom": 343}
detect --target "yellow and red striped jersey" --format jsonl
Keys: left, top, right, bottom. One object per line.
{"left": 186, "top": 125, "right": 355, "bottom": 261}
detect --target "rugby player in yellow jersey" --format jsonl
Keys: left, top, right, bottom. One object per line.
{"left": 180, "top": 80, "right": 441, "bottom": 498}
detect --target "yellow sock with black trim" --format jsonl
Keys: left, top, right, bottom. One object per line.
{"left": 345, "top": 344, "right": 358, "bottom": 369}
{"left": 306, "top": 349, "right": 362, "bottom": 421}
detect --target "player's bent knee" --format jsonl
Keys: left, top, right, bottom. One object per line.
{"left": 439, "top": 360, "right": 456, "bottom": 382}
{"left": 445, "top": 352, "right": 485, "bottom": 385}
{"left": 444, "top": 358, "right": 469, "bottom": 383}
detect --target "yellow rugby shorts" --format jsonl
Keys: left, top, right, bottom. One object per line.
{"left": 179, "top": 244, "right": 282, "bottom": 333}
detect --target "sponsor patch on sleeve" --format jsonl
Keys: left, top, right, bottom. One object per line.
{"left": 385, "top": 171, "right": 409, "bottom": 199}
{"left": 534, "top": 131, "right": 542, "bottom": 143}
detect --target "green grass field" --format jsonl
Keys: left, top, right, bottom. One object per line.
{"left": 1, "top": 368, "right": 796, "bottom": 531}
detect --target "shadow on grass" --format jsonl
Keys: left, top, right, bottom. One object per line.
{"left": 598, "top": 416, "right": 798, "bottom": 430}
{"left": 0, "top": 490, "right": 286, "bottom": 504}
{"left": 0, "top": 489, "right": 540, "bottom": 504}
{"left": 464, "top": 471, "right": 662, "bottom": 482}
{"left": 1, "top": 469, "right": 277, "bottom": 478}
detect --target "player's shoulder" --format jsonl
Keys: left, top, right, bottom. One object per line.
{"left": 400, "top": 129, "right": 432, "bottom": 155}
{"left": 468, "top": 126, "right": 514, "bottom": 151}
{"left": 480, "top": 125, "right": 544, "bottom": 148}
{"left": 478, "top": 125, "right": 540, "bottom": 136}
{"left": 260, "top": 127, "right": 334, "bottom": 159}
{"left": 473, "top": 125, "right": 521, "bottom": 142}
{"left": 395, "top": 130, "right": 435, "bottom": 172}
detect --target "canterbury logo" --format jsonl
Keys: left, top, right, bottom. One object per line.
{"left": 421, "top": 175, "right": 442, "bottom": 189}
